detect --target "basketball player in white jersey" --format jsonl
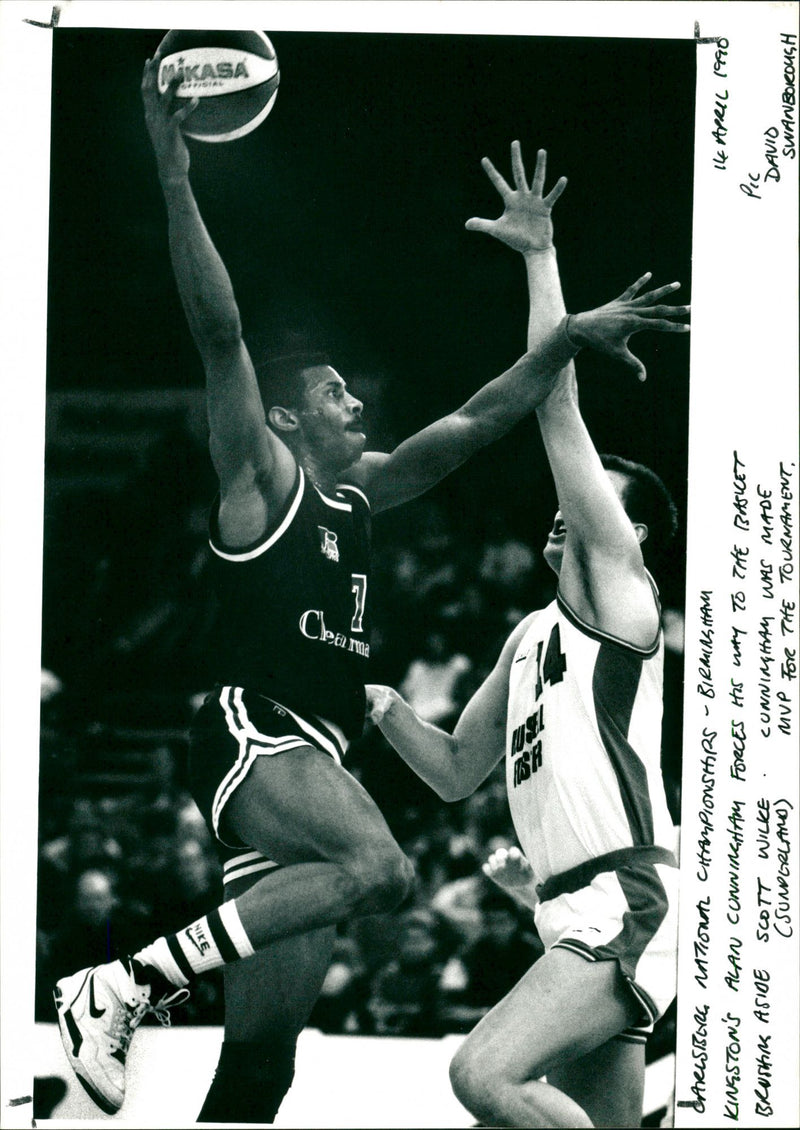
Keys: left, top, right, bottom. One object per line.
{"left": 366, "top": 142, "right": 687, "bottom": 1127}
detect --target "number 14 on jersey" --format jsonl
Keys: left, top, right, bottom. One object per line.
{"left": 533, "top": 622, "right": 568, "bottom": 700}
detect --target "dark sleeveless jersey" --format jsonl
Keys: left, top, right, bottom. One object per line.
{"left": 207, "top": 467, "right": 372, "bottom": 739}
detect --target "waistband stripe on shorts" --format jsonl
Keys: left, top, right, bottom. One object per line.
{"left": 270, "top": 698, "right": 348, "bottom": 763}
{"left": 552, "top": 937, "right": 660, "bottom": 1027}
{"left": 537, "top": 845, "right": 677, "bottom": 904}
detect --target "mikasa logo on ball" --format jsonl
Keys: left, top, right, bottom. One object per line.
{"left": 158, "top": 48, "right": 278, "bottom": 97}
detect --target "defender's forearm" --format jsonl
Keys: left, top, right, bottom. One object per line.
{"left": 524, "top": 245, "right": 568, "bottom": 354}
{"left": 459, "top": 233, "right": 578, "bottom": 439}
{"left": 373, "top": 692, "right": 466, "bottom": 802}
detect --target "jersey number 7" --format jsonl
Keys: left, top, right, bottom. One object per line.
{"left": 350, "top": 574, "right": 367, "bottom": 633}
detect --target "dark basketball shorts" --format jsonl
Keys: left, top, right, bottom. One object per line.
{"left": 189, "top": 685, "right": 349, "bottom": 889}
{"left": 534, "top": 846, "right": 679, "bottom": 1042}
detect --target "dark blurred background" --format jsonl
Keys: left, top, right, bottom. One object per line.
{"left": 46, "top": 29, "right": 694, "bottom": 557}
{"left": 37, "top": 27, "right": 691, "bottom": 1098}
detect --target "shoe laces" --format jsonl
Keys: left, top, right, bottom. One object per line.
{"left": 150, "top": 987, "right": 191, "bottom": 1028}
{"left": 107, "top": 987, "right": 190, "bottom": 1056}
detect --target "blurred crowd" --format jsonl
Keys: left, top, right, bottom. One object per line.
{"left": 36, "top": 419, "right": 683, "bottom": 1060}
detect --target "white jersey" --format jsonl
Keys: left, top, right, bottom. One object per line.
{"left": 506, "top": 587, "right": 674, "bottom": 887}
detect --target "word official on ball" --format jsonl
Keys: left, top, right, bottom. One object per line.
{"left": 157, "top": 29, "right": 280, "bottom": 143}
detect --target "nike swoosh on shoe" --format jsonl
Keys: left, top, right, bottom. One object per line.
{"left": 88, "top": 974, "right": 106, "bottom": 1018}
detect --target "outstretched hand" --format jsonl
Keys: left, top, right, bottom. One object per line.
{"left": 141, "top": 55, "right": 198, "bottom": 183}
{"left": 482, "top": 846, "right": 536, "bottom": 893}
{"left": 570, "top": 274, "right": 691, "bottom": 382}
{"left": 465, "top": 142, "right": 568, "bottom": 253}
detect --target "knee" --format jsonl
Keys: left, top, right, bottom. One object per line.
{"left": 347, "top": 846, "right": 414, "bottom": 914}
{"left": 366, "top": 846, "right": 414, "bottom": 912}
{"left": 449, "top": 1039, "right": 499, "bottom": 1122}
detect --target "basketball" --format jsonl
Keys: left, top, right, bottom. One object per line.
{"left": 156, "top": 30, "right": 279, "bottom": 143}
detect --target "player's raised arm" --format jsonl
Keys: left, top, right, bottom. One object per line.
{"left": 465, "top": 142, "right": 690, "bottom": 381}
{"left": 344, "top": 144, "right": 638, "bottom": 515}
{"left": 349, "top": 339, "right": 577, "bottom": 513}
{"left": 466, "top": 141, "right": 688, "bottom": 646}
{"left": 345, "top": 282, "right": 687, "bottom": 515}
{"left": 141, "top": 57, "right": 295, "bottom": 541}
{"left": 466, "top": 143, "right": 569, "bottom": 357}
{"left": 536, "top": 276, "right": 688, "bottom": 646}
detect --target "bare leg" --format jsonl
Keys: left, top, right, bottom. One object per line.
{"left": 198, "top": 869, "right": 337, "bottom": 1124}
{"left": 449, "top": 948, "right": 641, "bottom": 1128}
{"left": 194, "top": 747, "right": 413, "bottom": 1124}
{"left": 57, "top": 745, "right": 411, "bottom": 1123}
{"left": 548, "top": 1036, "right": 645, "bottom": 1129}
{"left": 215, "top": 745, "right": 415, "bottom": 945}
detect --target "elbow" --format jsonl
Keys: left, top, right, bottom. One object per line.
{"left": 206, "top": 321, "right": 244, "bottom": 354}
{"left": 433, "top": 738, "right": 487, "bottom": 802}
{"left": 457, "top": 407, "right": 495, "bottom": 443}
{"left": 436, "top": 777, "right": 476, "bottom": 804}
{"left": 193, "top": 313, "right": 244, "bottom": 358}
{"left": 458, "top": 401, "right": 520, "bottom": 447}
{"left": 447, "top": 408, "right": 490, "bottom": 447}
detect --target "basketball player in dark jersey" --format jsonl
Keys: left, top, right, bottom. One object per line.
{"left": 54, "top": 66, "right": 688, "bottom": 1124}
{"left": 366, "top": 143, "right": 688, "bottom": 1127}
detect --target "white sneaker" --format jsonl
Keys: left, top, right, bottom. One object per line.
{"left": 54, "top": 960, "right": 188, "bottom": 1114}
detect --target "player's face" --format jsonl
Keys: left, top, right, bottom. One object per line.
{"left": 297, "top": 365, "right": 366, "bottom": 468}
{"left": 543, "top": 509, "right": 567, "bottom": 573}
{"left": 543, "top": 470, "right": 632, "bottom": 575}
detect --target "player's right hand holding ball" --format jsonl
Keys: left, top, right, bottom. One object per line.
{"left": 141, "top": 55, "right": 198, "bottom": 183}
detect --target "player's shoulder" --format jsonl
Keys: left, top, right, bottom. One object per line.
{"left": 559, "top": 553, "right": 661, "bottom": 652}
{"left": 214, "top": 463, "right": 305, "bottom": 553}
{"left": 338, "top": 452, "right": 384, "bottom": 497}
{"left": 557, "top": 574, "right": 662, "bottom": 656}
{"left": 501, "top": 608, "right": 545, "bottom": 659}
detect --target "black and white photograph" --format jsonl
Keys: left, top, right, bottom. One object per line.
{"left": 1, "top": 2, "right": 797, "bottom": 1127}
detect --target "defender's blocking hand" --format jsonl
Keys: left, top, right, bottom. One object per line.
{"left": 465, "top": 142, "right": 568, "bottom": 254}
{"left": 569, "top": 274, "right": 691, "bottom": 382}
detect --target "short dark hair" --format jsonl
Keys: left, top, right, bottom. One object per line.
{"left": 254, "top": 351, "right": 333, "bottom": 415}
{"left": 600, "top": 453, "right": 679, "bottom": 561}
